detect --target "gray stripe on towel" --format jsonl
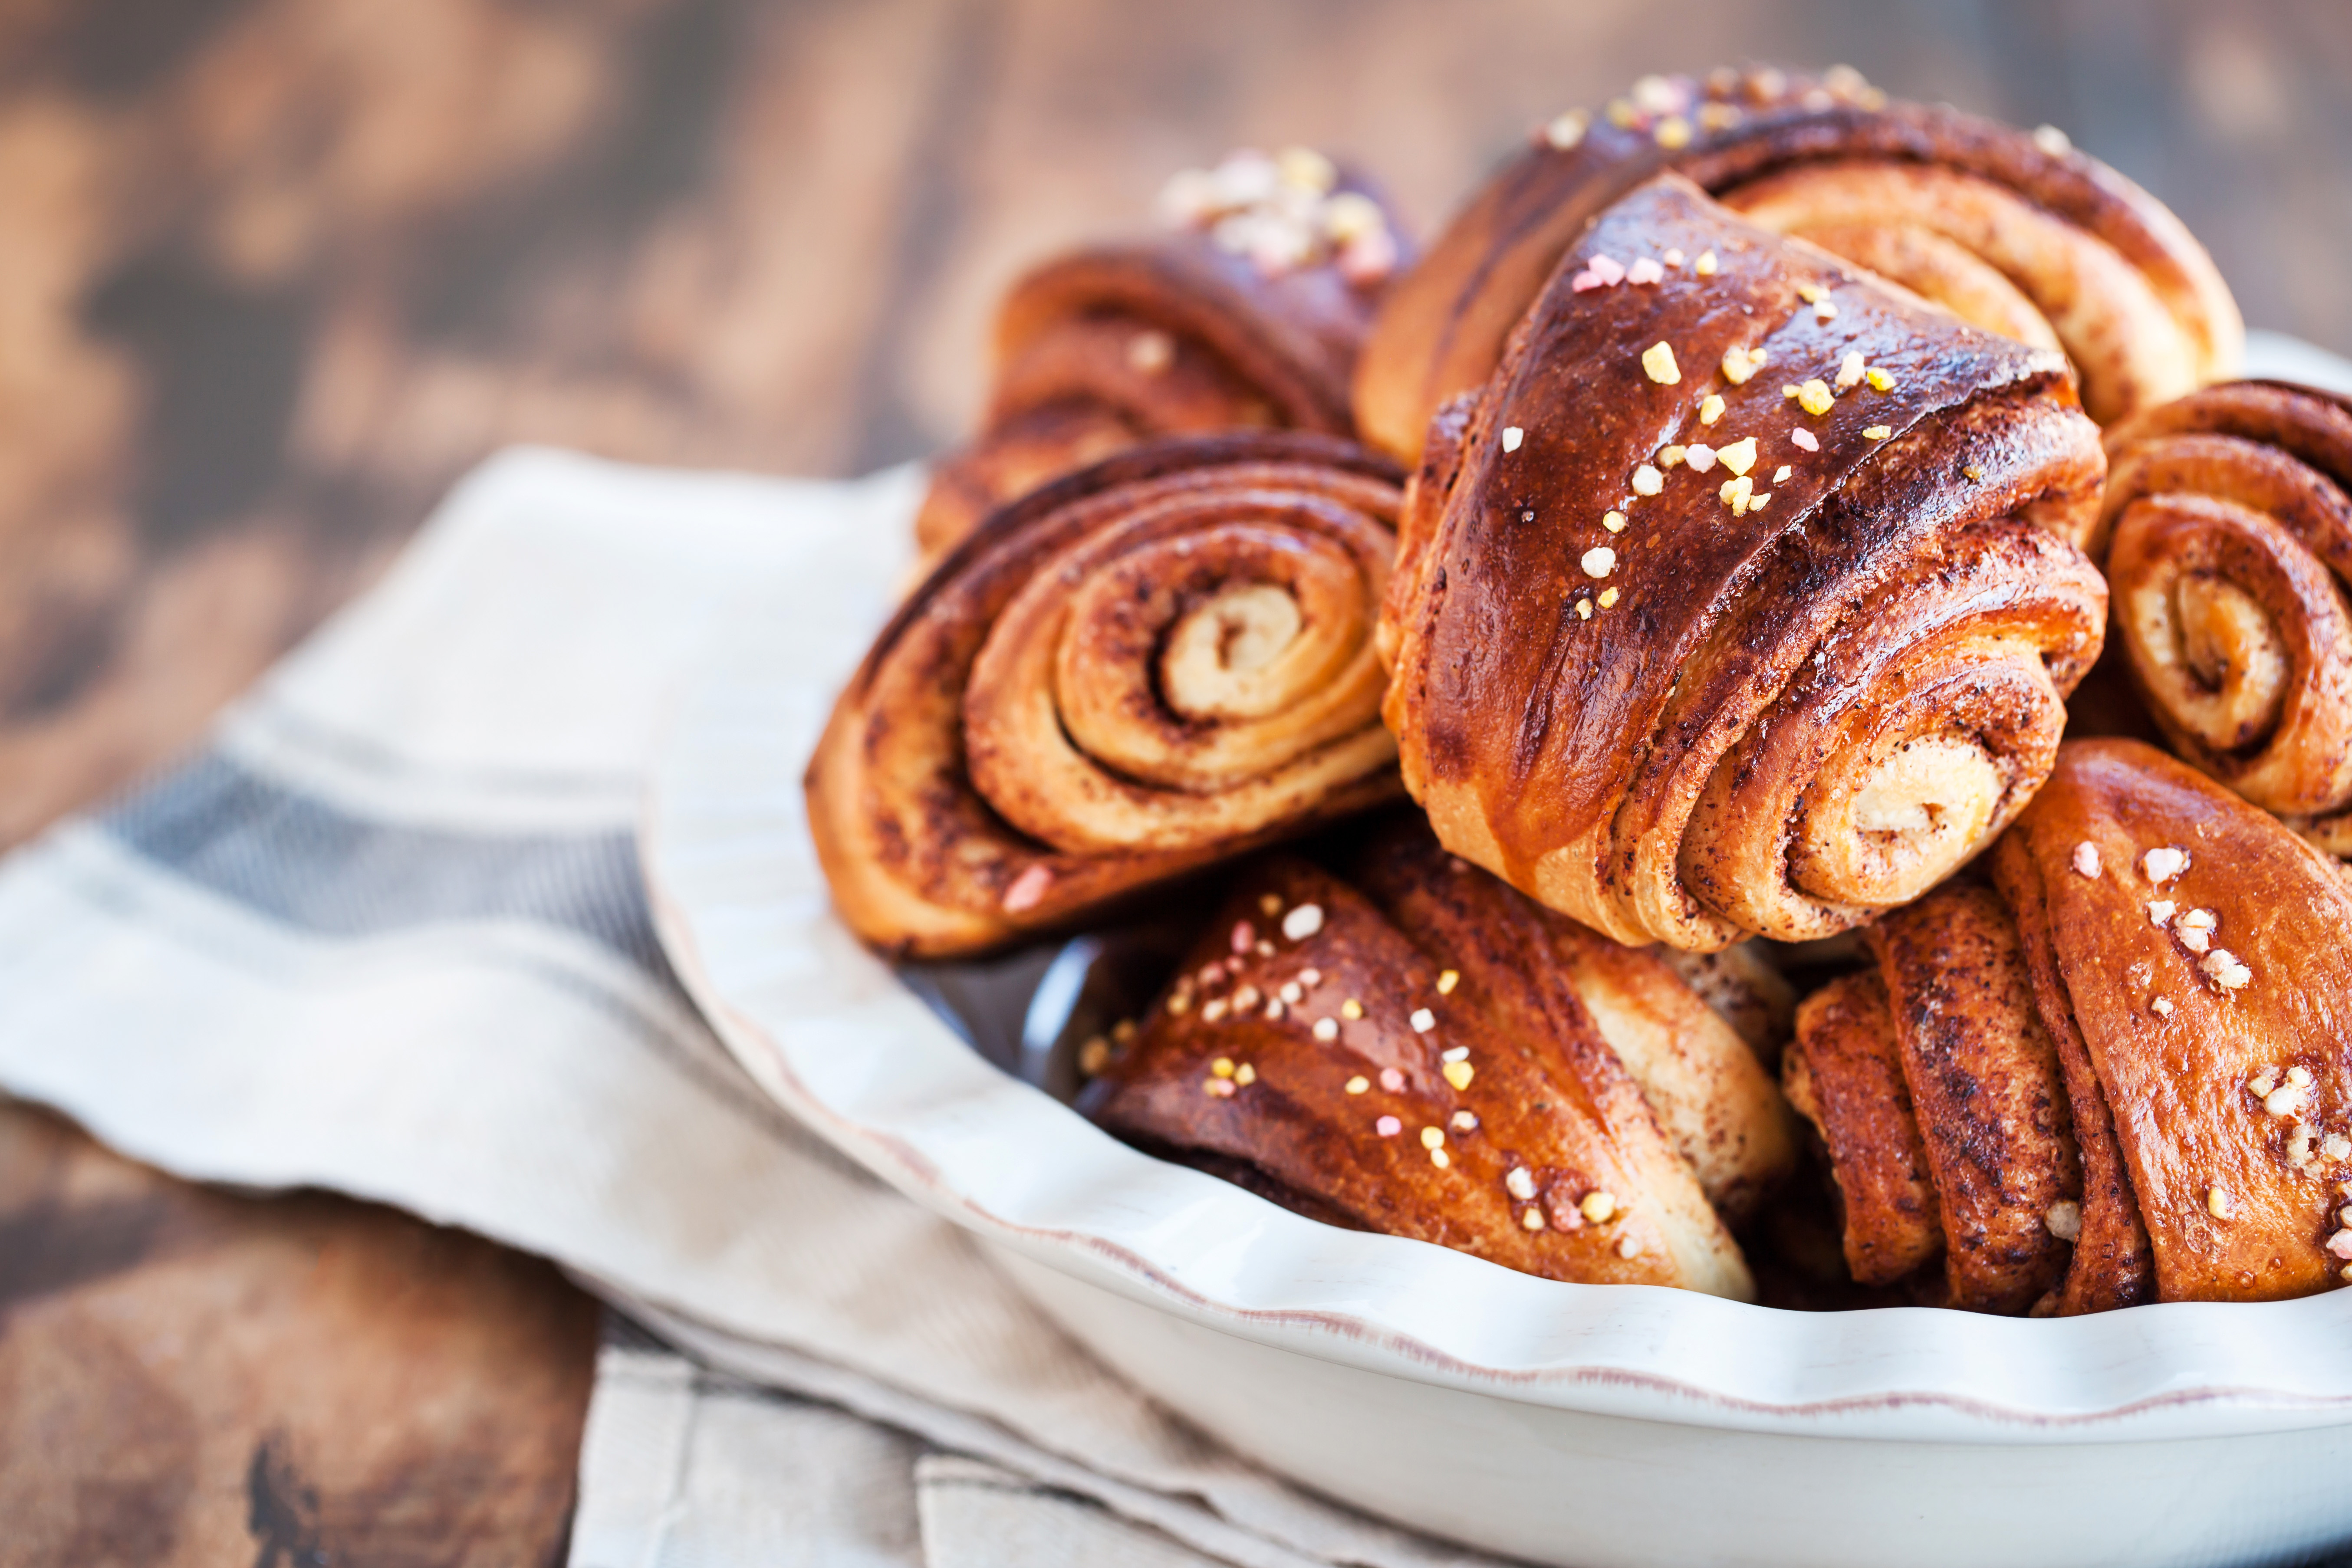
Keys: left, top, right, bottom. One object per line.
{"left": 99, "top": 752, "right": 664, "bottom": 970}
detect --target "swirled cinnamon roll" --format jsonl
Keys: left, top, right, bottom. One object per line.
{"left": 914, "top": 148, "right": 1409, "bottom": 564}
{"left": 2095, "top": 381, "right": 2352, "bottom": 847}
{"left": 1379, "top": 174, "right": 2108, "bottom": 951}
{"left": 1357, "top": 65, "right": 2240, "bottom": 461}
{"left": 1083, "top": 824, "right": 1796, "bottom": 1297}
{"left": 809, "top": 433, "right": 1405, "bottom": 957}
{"left": 1786, "top": 739, "right": 2352, "bottom": 1313}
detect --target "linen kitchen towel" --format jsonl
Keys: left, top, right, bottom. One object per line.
{"left": 0, "top": 445, "right": 1496, "bottom": 1568}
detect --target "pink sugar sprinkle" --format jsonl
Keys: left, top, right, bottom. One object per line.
{"left": 1230, "top": 920, "right": 1255, "bottom": 954}
{"left": 1001, "top": 865, "right": 1054, "bottom": 913}
{"left": 1375, "top": 1115, "right": 1402, "bottom": 1137}
{"left": 1791, "top": 428, "right": 1819, "bottom": 453}
{"left": 1571, "top": 269, "right": 1605, "bottom": 292}
{"left": 1626, "top": 256, "right": 1664, "bottom": 285}
{"left": 1588, "top": 254, "right": 1626, "bottom": 284}
{"left": 1379, "top": 1067, "right": 1406, "bottom": 1092}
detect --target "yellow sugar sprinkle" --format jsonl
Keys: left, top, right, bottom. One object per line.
{"left": 1430, "top": 1148, "right": 1451, "bottom": 1169}
{"left": 1641, "top": 341, "right": 1681, "bottom": 385}
{"left": 1796, "top": 284, "right": 1827, "bottom": 304}
{"left": 1575, "top": 598, "right": 1592, "bottom": 620}
{"left": 1782, "top": 384, "right": 1802, "bottom": 399}
{"left": 1659, "top": 445, "right": 1687, "bottom": 468}
{"left": 1653, "top": 115, "right": 1692, "bottom": 149}
{"left": 1720, "top": 348, "right": 1757, "bottom": 386}
{"left": 1863, "top": 424, "right": 1892, "bottom": 440}
{"left": 1436, "top": 969, "right": 1460, "bottom": 995}
{"left": 1749, "top": 492, "right": 1770, "bottom": 510}
{"left": 1234, "top": 1063, "right": 1256, "bottom": 1085}
{"left": 1342, "top": 998, "right": 1364, "bottom": 1019}
{"left": 1442, "top": 1060, "right": 1475, "bottom": 1090}
{"left": 1345, "top": 1074, "right": 1370, "bottom": 1094}
{"left": 1694, "top": 250, "right": 1718, "bottom": 276}
{"left": 1835, "top": 351, "right": 1866, "bottom": 391}
{"left": 1599, "top": 586, "right": 1620, "bottom": 608}
{"left": 1796, "top": 380, "right": 1834, "bottom": 416}
{"left": 1632, "top": 463, "right": 1664, "bottom": 496}
{"left": 1718, "top": 437, "right": 1757, "bottom": 476}
{"left": 1698, "top": 394, "right": 1726, "bottom": 425}
{"left": 1522, "top": 1207, "right": 1547, "bottom": 1231}
{"left": 1421, "top": 1126, "right": 1445, "bottom": 1150}
{"left": 1866, "top": 367, "right": 1895, "bottom": 391}
{"left": 1773, "top": 464, "right": 1792, "bottom": 483}
{"left": 1581, "top": 1191, "right": 1618, "bottom": 1223}
{"left": 1211, "top": 1057, "right": 1236, "bottom": 1078}
{"left": 1603, "top": 510, "right": 1627, "bottom": 533}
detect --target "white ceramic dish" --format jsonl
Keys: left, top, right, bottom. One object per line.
{"left": 647, "top": 331, "right": 2352, "bottom": 1567}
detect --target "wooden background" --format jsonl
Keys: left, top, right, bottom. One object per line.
{"left": 0, "top": 0, "right": 2344, "bottom": 1559}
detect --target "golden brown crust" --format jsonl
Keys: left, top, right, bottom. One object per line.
{"left": 807, "top": 433, "right": 1405, "bottom": 957}
{"left": 1544, "top": 919, "right": 1799, "bottom": 1224}
{"left": 993, "top": 243, "right": 1370, "bottom": 435}
{"left": 915, "top": 167, "right": 1412, "bottom": 565}
{"left": 1866, "top": 885, "right": 2082, "bottom": 1315}
{"left": 1084, "top": 849, "right": 1754, "bottom": 1297}
{"left": 1344, "top": 827, "right": 1795, "bottom": 1226}
{"left": 2097, "top": 383, "right": 2352, "bottom": 827}
{"left": 1783, "top": 972, "right": 1944, "bottom": 1287}
{"left": 1378, "top": 175, "right": 2108, "bottom": 951}
{"left": 1357, "top": 67, "right": 2240, "bottom": 461}
{"left": 1718, "top": 161, "right": 2197, "bottom": 424}
{"left": 1990, "top": 817, "right": 2157, "bottom": 1314}
{"left": 987, "top": 310, "right": 1282, "bottom": 434}
{"left": 913, "top": 400, "right": 1142, "bottom": 559}
{"left": 1791, "top": 740, "right": 2352, "bottom": 1312}
{"left": 1998, "top": 740, "right": 2352, "bottom": 1304}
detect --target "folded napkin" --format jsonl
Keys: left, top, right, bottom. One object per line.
{"left": 0, "top": 448, "right": 1500, "bottom": 1568}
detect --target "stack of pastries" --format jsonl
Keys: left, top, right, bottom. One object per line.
{"left": 808, "top": 67, "right": 2352, "bottom": 1315}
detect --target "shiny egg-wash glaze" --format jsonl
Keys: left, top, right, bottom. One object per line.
{"left": 1356, "top": 65, "right": 2240, "bottom": 461}
{"left": 1787, "top": 739, "right": 2352, "bottom": 1313}
{"left": 2098, "top": 381, "right": 2352, "bottom": 848}
{"left": 809, "top": 432, "right": 1405, "bottom": 958}
{"left": 1380, "top": 175, "right": 2108, "bottom": 952}
{"left": 914, "top": 154, "right": 1411, "bottom": 565}
{"left": 1085, "top": 823, "right": 1796, "bottom": 1299}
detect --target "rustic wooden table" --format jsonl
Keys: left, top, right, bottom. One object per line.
{"left": 1, "top": 0, "right": 2343, "bottom": 1560}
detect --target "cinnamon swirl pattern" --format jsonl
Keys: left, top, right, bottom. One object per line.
{"left": 1379, "top": 175, "right": 2109, "bottom": 952}
{"left": 2097, "top": 381, "right": 2352, "bottom": 850}
{"left": 1083, "top": 825, "right": 1794, "bottom": 1298}
{"left": 914, "top": 148, "right": 1408, "bottom": 564}
{"left": 1787, "top": 740, "right": 2352, "bottom": 1313}
{"left": 1356, "top": 65, "right": 2240, "bottom": 461}
{"left": 809, "top": 433, "right": 1405, "bottom": 957}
